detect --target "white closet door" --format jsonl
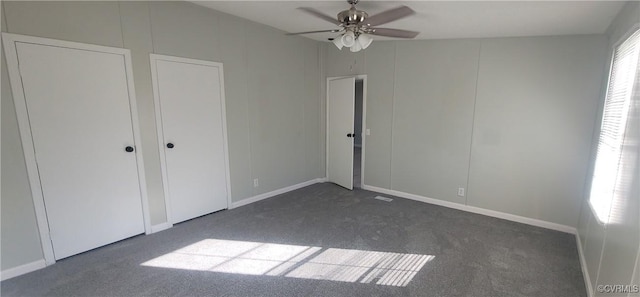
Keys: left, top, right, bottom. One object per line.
{"left": 327, "top": 77, "right": 356, "bottom": 190}
{"left": 153, "top": 57, "right": 229, "bottom": 224}
{"left": 16, "top": 42, "right": 145, "bottom": 260}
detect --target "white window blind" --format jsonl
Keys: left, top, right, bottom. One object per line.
{"left": 589, "top": 28, "right": 640, "bottom": 224}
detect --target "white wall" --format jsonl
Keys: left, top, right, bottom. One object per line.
{"left": 1, "top": 1, "right": 323, "bottom": 272}
{"left": 469, "top": 36, "right": 606, "bottom": 227}
{"left": 576, "top": 2, "right": 640, "bottom": 296}
{"left": 393, "top": 40, "right": 479, "bottom": 205}
{"left": 324, "top": 34, "right": 608, "bottom": 229}
{"left": 0, "top": 3, "right": 45, "bottom": 270}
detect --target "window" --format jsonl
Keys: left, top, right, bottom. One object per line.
{"left": 589, "top": 28, "right": 640, "bottom": 224}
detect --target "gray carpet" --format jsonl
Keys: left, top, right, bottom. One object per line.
{"left": 1, "top": 183, "right": 586, "bottom": 297}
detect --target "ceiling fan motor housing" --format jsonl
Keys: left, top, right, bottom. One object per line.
{"left": 338, "top": 7, "right": 368, "bottom": 26}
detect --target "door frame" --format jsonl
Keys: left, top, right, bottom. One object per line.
{"left": 325, "top": 75, "right": 368, "bottom": 188}
{"left": 149, "top": 54, "right": 232, "bottom": 225}
{"left": 2, "top": 33, "right": 152, "bottom": 265}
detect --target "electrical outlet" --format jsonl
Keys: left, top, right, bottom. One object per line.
{"left": 457, "top": 187, "right": 465, "bottom": 197}
{"left": 366, "top": 129, "right": 371, "bottom": 135}
{"left": 253, "top": 178, "right": 259, "bottom": 187}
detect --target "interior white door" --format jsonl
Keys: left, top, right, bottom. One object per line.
{"left": 16, "top": 42, "right": 145, "bottom": 260}
{"left": 327, "top": 77, "right": 356, "bottom": 190}
{"left": 154, "top": 58, "right": 229, "bottom": 224}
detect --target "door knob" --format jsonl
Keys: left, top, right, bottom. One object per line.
{"left": 125, "top": 146, "right": 135, "bottom": 152}
{"left": 347, "top": 133, "right": 353, "bottom": 138}
{"left": 166, "top": 143, "right": 175, "bottom": 149}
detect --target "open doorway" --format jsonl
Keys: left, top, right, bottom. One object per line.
{"left": 354, "top": 79, "right": 364, "bottom": 188}
{"left": 326, "top": 75, "right": 366, "bottom": 190}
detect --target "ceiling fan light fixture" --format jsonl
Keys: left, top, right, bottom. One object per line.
{"left": 341, "top": 31, "right": 356, "bottom": 47}
{"left": 333, "top": 36, "right": 345, "bottom": 50}
{"left": 350, "top": 40, "right": 362, "bottom": 52}
{"left": 357, "top": 33, "right": 373, "bottom": 49}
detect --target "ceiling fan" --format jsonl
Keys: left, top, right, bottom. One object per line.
{"left": 287, "top": 0, "right": 420, "bottom": 52}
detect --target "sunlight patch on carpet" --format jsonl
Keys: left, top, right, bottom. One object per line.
{"left": 142, "top": 239, "right": 433, "bottom": 287}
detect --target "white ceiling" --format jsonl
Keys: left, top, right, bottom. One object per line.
{"left": 192, "top": 1, "right": 625, "bottom": 42}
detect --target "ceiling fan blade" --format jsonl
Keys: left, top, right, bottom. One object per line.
{"left": 370, "top": 28, "right": 420, "bottom": 39}
{"left": 364, "top": 6, "right": 415, "bottom": 27}
{"left": 286, "top": 29, "right": 342, "bottom": 36}
{"left": 298, "top": 7, "right": 340, "bottom": 25}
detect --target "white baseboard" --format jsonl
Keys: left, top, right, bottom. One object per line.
{"left": 576, "top": 233, "right": 593, "bottom": 297}
{"left": 1, "top": 259, "right": 46, "bottom": 281}
{"left": 231, "top": 178, "right": 327, "bottom": 209}
{"left": 362, "top": 185, "right": 577, "bottom": 234}
{"left": 150, "top": 222, "right": 172, "bottom": 234}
